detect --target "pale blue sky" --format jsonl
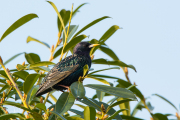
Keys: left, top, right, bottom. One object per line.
{"left": 1, "top": 0, "right": 180, "bottom": 119}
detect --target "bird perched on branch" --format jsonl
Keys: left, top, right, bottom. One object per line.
{"left": 35, "top": 42, "right": 99, "bottom": 97}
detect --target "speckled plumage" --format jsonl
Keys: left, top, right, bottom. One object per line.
{"left": 35, "top": 42, "right": 96, "bottom": 97}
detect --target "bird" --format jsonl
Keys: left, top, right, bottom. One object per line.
{"left": 35, "top": 42, "right": 99, "bottom": 97}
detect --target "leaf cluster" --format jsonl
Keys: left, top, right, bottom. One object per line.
{"left": 0, "top": 1, "right": 178, "bottom": 120}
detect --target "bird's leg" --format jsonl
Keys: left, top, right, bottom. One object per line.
{"left": 52, "top": 86, "right": 64, "bottom": 92}
{"left": 58, "top": 85, "right": 70, "bottom": 92}
{"left": 60, "top": 89, "right": 65, "bottom": 92}
{"left": 67, "top": 87, "right": 70, "bottom": 92}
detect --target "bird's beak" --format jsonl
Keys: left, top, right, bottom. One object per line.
{"left": 89, "top": 44, "right": 100, "bottom": 48}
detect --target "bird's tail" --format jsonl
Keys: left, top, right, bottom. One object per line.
{"left": 35, "top": 87, "right": 53, "bottom": 97}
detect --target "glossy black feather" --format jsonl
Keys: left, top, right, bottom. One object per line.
{"left": 36, "top": 42, "right": 93, "bottom": 97}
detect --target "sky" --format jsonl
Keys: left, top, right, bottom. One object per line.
{"left": 1, "top": 0, "right": 180, "bottom": 119}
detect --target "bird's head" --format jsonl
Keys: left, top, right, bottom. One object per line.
{"left": 73, "top": 42, "right": 99, "bottom": 55}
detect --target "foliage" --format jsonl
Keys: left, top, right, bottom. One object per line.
{"left": 0, "top": 1, "right": 179, "bottom": 120}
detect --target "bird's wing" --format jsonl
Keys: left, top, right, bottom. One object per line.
{"left": 36, "top": 64, "right": 79, "bottom": 96}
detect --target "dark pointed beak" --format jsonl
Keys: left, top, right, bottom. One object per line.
{"left": 89, "top": 44, "right": 100, "bottom": 48}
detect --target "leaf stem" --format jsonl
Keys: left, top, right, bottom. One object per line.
{"left": 59, "top": 4, "right": 74, "bottom": 62}
{"left": 0, "top": 58, "right": 29, "bottom": 109}
{"left": 0, "top": 106, "right": 6, "bottom": 114}
{"left": 49, "top": 94, "right": 57, "bottom": 102}
{"left": 64, "top": 51, "right": 69, "bottom": 59}
{"left": 39, "top": 93, "right": 50, "bottom": 115}
{"left": 66, "top": 4, "right": 73, "bottom": 40}
{"left": 5, "top": 87, "right": 13, "bottom": 101}
{"left": 47, "top": 1, "right": 67, "bottom": 39}
{"left": 44, "top": 92, "right": 50, "bottom": 104}
{"left": 122, "top": 67, "right": 131, "bottom": 83}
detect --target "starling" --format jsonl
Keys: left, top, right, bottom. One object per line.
{"left": 35, "top": 42, "right": 99, "bottom": 97}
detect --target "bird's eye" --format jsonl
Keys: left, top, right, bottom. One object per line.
{"left": 86, "top": 44, "right": 89, "bottom": 47}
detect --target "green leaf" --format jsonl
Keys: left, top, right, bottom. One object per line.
{"left": 5, "top": 90, "right": 16, "bottom": 100}
{"left": 88, "top": 98, "right": 121, "bottom": 119}
{"left": 107, "top": 97, "right": 119, "bottom": 104}
{"left": 69, "top": 109, "right": 84, "bottom": 118}
{"left": 26, "top": 85, "right": 39, "bottom": 104}
{"left": 48, "top": 111, "right": 67, "bottom": 120}
{"left": 89, "top": 38, "right": 99, "bottom": 43}
{"left": 56, "top": 92, "right": 75, "bottom": 115}
{"left": 96, "top": 90, "right": 105, "bottom": 102}
{"left": 53, "top": 47, "right": 63, "bottom": 59}
{"left": 84, "top": 106, "right": 96, "bottom": 120}
{"left": 0, "top": 113, "right": 25, "bottom": 119}
{"left": 35, "top": 103, "right": 47, "bottom": 112}
{"left": 62, "top": 25, "right": 79, "bottom": 43}
{"left": 153, "top": 94, "right": 178, "bottom": 111}
{"left": 30, "top": 66, "right": 50, "bottom": 72}
{"left": 57, "top": 9, "right": 70, "bottom": 31}
{"left": 78, "top": 97, "right": 101, "bottom": 111}
{"left": 99, "top": 25, "right": 120, "bottom": 43}
{"left": 6, "top": 89, "right": 17, "bottom": 97}
{"left": 13, "top": 71, "right": 29, "bottom": 80}
{"left": 117, "top": 79, "right": 144, "bottom": 101}
{"left": 16, "top": 64, "right": 26, "bottom": 71}
{"left": 30, "top": 61, "right": 55, "bottom": 67}
{"left": 47, "top": 1, "right": 67, "bottom": 39}
{"left": 50, "top": 93, "right": 75, "bottom": 120}
{"left": 25, "top": 53, "right": 41, "bottom": 64}
{"left": 131, "top": 101, "right": 144, "bottom": 116}
{"left": 79, "top": 97, "right": 121, "bottom": 119}
{"left": 0, "top": 70, "right": 8, "bottom": 79}
{"left": 83, "top": 64, "right": 89, "bottom": 77}
{"left": 0, "top": 107, "right": 5, "bottom": 114}
{"left": 126, "top": 85, "right": 137, "bottom": 91}
{"left": 88, "top": 67, "right": 120, "bottom": 75}
{"left": 87, "top": 76, "right": 110, "bottom": 85}
{"left": 92, "top": 93, "right": 114, "bottom": 100}
{"left": 30, "top": 112, "right": 43, "bottom": 120}
{"left": 66, "top": 117, "right": 84, "bottom": 120}
{"left": 70, "top": 81, "right": 85, "bottom": 99}
{"left": 88, "top": 74, "right": 120, "bottom": 80}
{"left": 63, "top": 34, "right": 87, "bottom": 53}
{"left": 92, "top": 58, "right": 136, "bottom": 72}
{"left": 0, "top": 79, "right": 6, "bottom": 84}
{"left": 117, "top": 98, "right": 131, "bottom": 115}
{"left": 99, "top": 45, "right": 119, "bottom": 60}
{"left": 0, "top": 14, "right": 38, "bottom": 42}
{"left": 0, "top": 84, "right": 5, "bottom": 87}
{"left": 89, "top": 74, "right": 120, "bottom": 80}
{"left": 15, "top": 93, "right": 20, "bottom": 101}
{"left": 27, "top": 36, "right": 50, "bottom": 49}
{"left": 152, "top": 113, "right": 168, "bottom": 120}
{"left": 107, "top": 99, "right": 133, "bottom": 112}
{"left": 90, "top": 25, "right": 120, "bottom": 55}
{"left": 146, "top": 101, "right": 154, "bottom": 111}
{"left": 0, "top": 85, "right": 9, "bottom": 93}
{"left": 73, "top": 16, "right": 110, "bottom": 38}
{"left": 2, "top": 101, "right": 32, "bottom": 112}
{"left": 23, "top": 73, "right": 40, "bottom": 94}
{"left": 75, "top": 104, "right": 86, "bottom": 109}
{"left": 85, "top": 84, "right": 136, "bottom": 99}
{"left": 121, "top": 115, "right": 143, "bottom": 120}
{"left": 106, "top": 109, "right": 126, "bottom": 120}
{"left": 72, "top": 3, "right": 87, "bottom": 18}
{"left": 0, "top": 53, "right": 24, "bottom": 69}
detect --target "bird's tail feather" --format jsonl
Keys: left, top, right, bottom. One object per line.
{"left": 35, "top": 87, "right": 53, "bottom": 97}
